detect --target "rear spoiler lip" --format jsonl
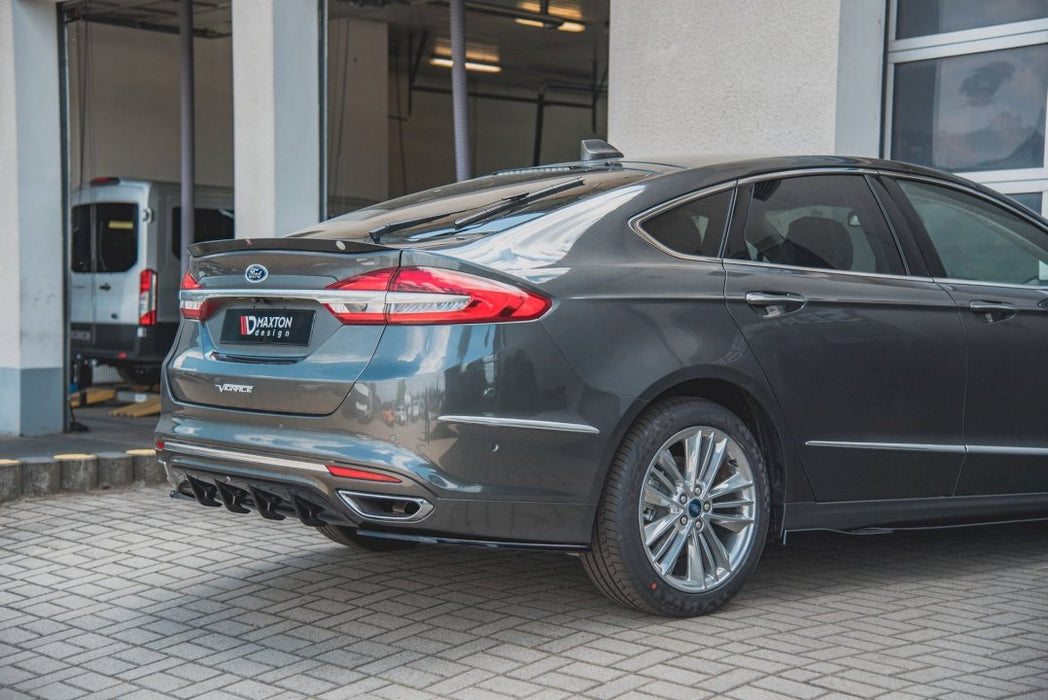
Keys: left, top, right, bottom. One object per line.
{"left": 188, "top": 237, "right": 392, "bottom": 257}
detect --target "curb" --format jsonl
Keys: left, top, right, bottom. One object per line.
{"left": 0, "top": 449, "right": 164, "bottom": 503}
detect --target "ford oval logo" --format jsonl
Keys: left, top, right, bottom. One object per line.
{"left": 245, "top": 264, "right": 268, "bottom": 283}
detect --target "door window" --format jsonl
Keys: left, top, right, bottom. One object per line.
{"left": 172, "top": 207, "right": 236, "bottom": 258}
{"left": 727, "top": 175, "right": 906, "bottom": 275}
{"left": 897, "top": 179, "right": 1048, "bottom": 285}
{"left": 639, "top": 189, "right": 732, "bottom": 257}
{"left": 70, "top": 202, "right": 139, "bottom": 273}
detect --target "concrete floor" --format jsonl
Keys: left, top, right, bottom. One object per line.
{"left": 0, "top": 406, "right": 157, "bottom": 460}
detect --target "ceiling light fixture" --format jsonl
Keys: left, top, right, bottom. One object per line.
{"left": 429, "top": 57, "right": 503, "bottom": 73}
{"left": 557, "top": 21, "right": 585, "bottom": 32}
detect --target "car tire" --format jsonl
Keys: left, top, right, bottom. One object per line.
{"left": 317, "top": 525, "right": 418, "bottom": 552}
{"left": 581, "top": 398, "right": 769, "bottom": 617}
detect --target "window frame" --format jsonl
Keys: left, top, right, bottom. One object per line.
{"left": 881, "top": 171, "right": 1048, "bottom": 289}
{"left": 721, "top": 169, "right": 915, "bottom": 280}
{"left": 629, "top": 180, "right": 738, "bottom": 261}
{"left": 885, "top": 1, "right": 1048, "bottom": 213}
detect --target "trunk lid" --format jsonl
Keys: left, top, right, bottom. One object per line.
{"left": 166, "top": 239, "right": 399, "bottom": 415}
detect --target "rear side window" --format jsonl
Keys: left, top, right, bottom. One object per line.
{"left": 898, "top": 179, "right": 1048, "bottom": 286}
{"left": 70, "top": 202, "right": 139, "bottom": 273}
{"left": 71, "top": 205, "right": 92, "bottom": 272}
{"left": 640, "top": 189, "right": 732, "bottom": 257}
{"left": 172, "top": 207, "right": 236, "bottom": 258}
{"left": 727, "top": 175, "right": 905, "bottom": 275}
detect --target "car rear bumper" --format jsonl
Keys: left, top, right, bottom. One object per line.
{"left": 156, "top": 432, "right": 596, "bottom": 547}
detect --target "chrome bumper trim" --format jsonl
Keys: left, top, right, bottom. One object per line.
{"left": 162, "top": 440, "right": 329, "bottom": 473}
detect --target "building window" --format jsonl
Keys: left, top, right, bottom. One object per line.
{"left": 887, "top": 1, "right": 1048, "bottom": 214}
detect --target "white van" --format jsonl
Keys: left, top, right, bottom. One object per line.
{"left": 69, "top": 178, "right": 234, "bottom": 384}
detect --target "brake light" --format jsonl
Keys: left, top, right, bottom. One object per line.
{"left": 325, "top": 267, "right": 550, "bottom": 325}
{"left": 179, "top": 270, "right": 211, "bottom": 320}
{"left": 326, "top": 464, "right": 402, "bottom": 483}
{"left": 138, "top": 268, "right": 157, "bottom": 326}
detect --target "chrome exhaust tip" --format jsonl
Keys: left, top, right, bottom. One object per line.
{"left": 337, "top": 490, "right": 434, "bottom": 523}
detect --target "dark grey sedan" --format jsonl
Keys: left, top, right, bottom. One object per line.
{"left": 157, "top": 144, "right": 1048, "bottom": 616}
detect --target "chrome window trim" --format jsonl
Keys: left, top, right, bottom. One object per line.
{"left": 880, "top": 171, "right": 1048, "bottom": 224}
{"left": 735, "top": 167, "right": 881, "bottom": 185}
{"left": 722, "top": 254, "right": 936, "bottom": 285}
{"left": 806, "top": 440, "right": 965, "bottom": 454}
{"left": 163, "top": 440, "right": 329, "bottom": 473}
{"left": 628, "top": 180, "right": 737, "bottom": 262}
{"left": 437, "top": 415, "right": 599, "bottom": 434}
{"left": 934, "top": 277, "right": 1048, "bottom": 294}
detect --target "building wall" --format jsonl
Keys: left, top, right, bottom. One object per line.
{"left": 608, "top": 0, "right": 884, "bottom": 158}
{"left": 68, "top": 22, "right": 234, "bottom": 189}
{"left": 328, "top": 18, "right": 389, "bottom": 210}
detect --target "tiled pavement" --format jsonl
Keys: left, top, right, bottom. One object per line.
{"left": 0, "top": 487, "right": 1046, "bottom": 699}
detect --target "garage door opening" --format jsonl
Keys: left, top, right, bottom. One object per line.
{"left": 326, "top": 0, "right": 609, "bottom": 217}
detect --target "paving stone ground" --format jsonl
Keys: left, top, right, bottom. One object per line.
{"left": 0, "top": 486, "right": 1045, "bottom": 699}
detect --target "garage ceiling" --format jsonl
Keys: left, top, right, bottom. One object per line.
{"left": 62, "top": 0, "right": 608, "bottom": 88}
{"left": 332, "top": 0, "right": 609, "bottom": 88}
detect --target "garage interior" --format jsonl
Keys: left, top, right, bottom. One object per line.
{"left": 64, "top": 0, "right": 610, "bottom": 218}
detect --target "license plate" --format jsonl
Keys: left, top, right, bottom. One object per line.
{"left": 220, "top": 309, "right": 315, "bottom": 345}
{"left": 70, "top": 329, "right": 92, "bottom": 342}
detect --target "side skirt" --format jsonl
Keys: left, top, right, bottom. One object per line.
{"left": 783, "top": 493, "right": 1048, "bottom": 533}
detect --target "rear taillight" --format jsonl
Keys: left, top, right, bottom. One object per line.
{"left": 138, "top": 268, "right": 157, "bottom": 326}
{"left": 179, "top": 270, "right": 210, "bottom": 320}
{"left": 324, "top": 267, "right": 551, "bottom": 325}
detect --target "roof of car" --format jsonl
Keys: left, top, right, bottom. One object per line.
{"left": 608, "top": 153, "right": 963, "bottom": 181}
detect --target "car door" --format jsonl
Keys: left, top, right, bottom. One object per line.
{"left": 887, "top": 176, "right": 1048, "bottom": 496}
{"left": 722, "top": 172, "right": 967, "bottom": 501}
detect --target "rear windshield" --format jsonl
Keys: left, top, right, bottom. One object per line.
{"left": 71, "top": 203, "right": 139, "bottom": 273}
{"left": 301, "top": 167, "right": 653, "bottom": 242}
{"left": 172, "top": 207, "right": 236, "bottom": 258}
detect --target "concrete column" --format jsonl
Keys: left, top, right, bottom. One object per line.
{"left": 232, "top": 0, "right": 321, "bottom": 238}
{"left": 835, "top": 0, "right": 887, "bottom": 156}
{"left": 0, "top": 0, "right": 64, "bottom": 436}
{"left": 609, "top": 0, "right": 883, "bottom": 157}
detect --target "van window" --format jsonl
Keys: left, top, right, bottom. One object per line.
{"left": 71, "top": 205, "right": 92, "bottom": 272}
{"left": 172, "top": 207, "right": 236, "bottom": 258}
{"left": 70, "top": 203, "right": 139, "bottom": 273}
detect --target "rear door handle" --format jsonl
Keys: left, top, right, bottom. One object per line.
{"left": 969, "top": 300, "right": 1017, "bottom": 323}
{"left": 98, "top": 283, "right": 112, "bottom": 291}
{"left": 745, "top": 292, "right": 807, "bottom": 318}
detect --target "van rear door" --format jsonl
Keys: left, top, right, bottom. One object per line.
{"left": 91, "top": 201, "right": 142, "bottom": 325}
{"left": 69, "top": 181, "right": 149, "bottom": 350}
